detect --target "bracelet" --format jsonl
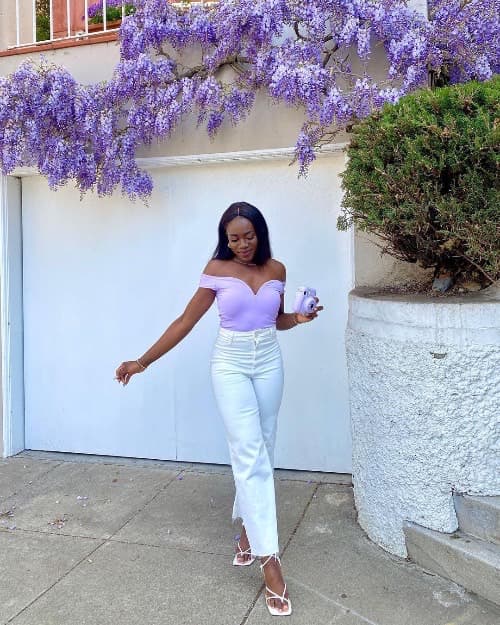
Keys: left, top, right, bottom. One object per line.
{"left": 136, "top": 358, "right": 147, "bottom": 371}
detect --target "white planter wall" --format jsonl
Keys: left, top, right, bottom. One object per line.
{"left": 346, "top": 288, "right": 500, "bottom": 556}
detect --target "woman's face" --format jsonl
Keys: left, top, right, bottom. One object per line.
{"left": 226, "top": 216, "right": 258, "bottom": 263}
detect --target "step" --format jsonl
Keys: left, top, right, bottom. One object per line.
{"left": 403, "top": 521, "right": 500, "bottom": 606}
{"left": 453, "top": 493, "right": 500, "bottom": 545}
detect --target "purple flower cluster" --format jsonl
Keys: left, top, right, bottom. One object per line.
{"left": 427, "top": 0, "right": 500, "bottom": 83}
{"left": 87, "top": 0, "right": 136, "bottom": 19}
{"left": 1, "top": 0, "right": 498, "bottom": 199}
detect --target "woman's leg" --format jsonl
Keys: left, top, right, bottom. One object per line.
{"left": 233, "top": 354, "right": 281, "bottom": 563}
{"left": 211, "top": 331, "right": 289, "bottom": 613}
{"left": 252, "top": 341, "right": 290, "bottom": 613}
{"left": 234, "top": 523, "right": 252, "bottom": 564}
{"left": 252, "top": 350, "right": 284, "bottom": 470}
{"left": 211, "top": 364, "right": 279, "bottom": 557}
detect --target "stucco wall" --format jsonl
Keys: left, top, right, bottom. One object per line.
{"left": 0, "top": 2, "right": 17, "bottom": 51}
{"left": 346, "top": 288, "right": 500, "bottom": 556}
{"left": 1, "top": 0, "right": 36, "bottom": 49}
{"left": 355, "top": 232, "right": 434, "bottom": 288}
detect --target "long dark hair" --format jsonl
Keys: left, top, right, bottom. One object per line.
{"left": 212, "top": 202, "right": 272, "bottom": 266}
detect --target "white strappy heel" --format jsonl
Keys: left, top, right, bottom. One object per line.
{"left": 232, "top": 541, "right": 256, "bottom": 566}
{"left": 260, "top": 554, "right": 292, "bottom": 616}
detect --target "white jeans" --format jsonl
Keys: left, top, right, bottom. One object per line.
{"left": 211, "top": 326, "right": 284, "bottom": 556}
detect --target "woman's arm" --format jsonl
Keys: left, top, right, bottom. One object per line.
{"left": 276, "top": 263, "right": 298, "bottom": 331}
{"left": 276, "top": 305, "right": 300, "bottom": 331}
{"left": 138, "top": 287, "right": 215, "bottom": 366}
{"left": 115, "top": 286, "right": 215, "bottom": 385}
{"left": 277, "top": 307, "right": 322, "bottom": 330}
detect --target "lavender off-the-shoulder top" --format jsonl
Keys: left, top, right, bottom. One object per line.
{"left": 199, "top": 274, "right": 285, "bottom": 331}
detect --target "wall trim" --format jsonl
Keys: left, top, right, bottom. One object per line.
{"left": 0, "top": 174, "right": 25, "bottom": 457}
{"left": 136, "top": 143, "right": 349, "bottom": 170}
{"left": 12, "top": 143, "right": 348, "bottom": 177}
{"left": 0, "top": 173, "right": 11, "bottom": 456}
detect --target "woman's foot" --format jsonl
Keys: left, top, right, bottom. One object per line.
{"left": 260, "top": 554, "right": 292, "bottom": 616}
{"left": 233, "top": 525, "right": 255, "bottom": 565}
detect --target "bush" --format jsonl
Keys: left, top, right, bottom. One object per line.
{"left": 36, "top": 13, "right": 50, "bottom": 42}
{"left": 338, "top": 77, "right": 500, "bottom": 288}
{"left": 36, "top": 0, "right": 50, "bottom": 41}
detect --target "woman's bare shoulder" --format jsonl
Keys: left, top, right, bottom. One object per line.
{"left": 202, "top": 259, "right": 229, "bottom": 276}
{"left": 268, "top": 258, "right": 286, "bottom": 281}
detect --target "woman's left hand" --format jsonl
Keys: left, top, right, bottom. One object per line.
{"left": 296, "top": 298, "right": 324, "bottom": 324}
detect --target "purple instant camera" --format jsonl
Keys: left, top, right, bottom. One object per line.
{"left": 293, "top": 286, "right": 317, "bottom": 316}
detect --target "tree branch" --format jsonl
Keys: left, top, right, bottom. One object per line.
{"left": 177, "top": 55, "right": 251, "bottom": 80}
{"left": 322, "top": 43, "right": 339, "bottom": 68}
{"left": 293, "top": 20, "right": 309, "bottom": 41}
{"left": 455, "top": 253, "right": 495, "bottom": 283}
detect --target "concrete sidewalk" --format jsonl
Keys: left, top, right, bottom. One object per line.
{"left": 1, "top": 452, "right": 499, "bottom": 625}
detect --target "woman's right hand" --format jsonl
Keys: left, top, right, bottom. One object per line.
{"left": 115, "top": 361, "right": 144, "bottom": 386}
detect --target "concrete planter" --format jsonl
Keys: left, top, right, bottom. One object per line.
{"left": 346, "top": 287, "right": 500, "bottom": 557}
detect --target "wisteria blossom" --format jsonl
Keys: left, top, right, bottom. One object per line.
{"left": 87, "top": 0, "right": 130, "bottom": 19}
{"left": 0, "top": 0, "right": 498, "bottom": 199}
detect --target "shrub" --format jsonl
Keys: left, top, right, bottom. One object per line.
{"left": 36, "top": 0, "right": 50, "bottom": 41}
{"left": 36, "top": 13, "right": 50, "bottom": 42}
{"left": 338, "top": 77, "right": 500, "bottom": 288}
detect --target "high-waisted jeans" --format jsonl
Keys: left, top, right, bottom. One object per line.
{"left": 211, "top": 326, "right": 284, "bottom": 556}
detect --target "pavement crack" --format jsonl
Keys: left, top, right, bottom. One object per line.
{"left": 287, "top": 576, "right": 383, "bottom": 625}
{"left": 5, "top": 539, "right": 106, "bottom": 624}
{"left": 1, "top": 460, "right": 64, "bottom": 507}
{"left": 4, "top": 526, "right": 104, "bottom": 541}
{"left": 105, "top": 537, "right": 233, "bottom": 557}
{"left": 238, "top": 483, "right": 320, "bottom": 625}
{"left": 238, "top": 581, "right": 267, "bottom": 625}
{"left": 102, "top": 469, "right": 185, "bottom": 541}
{"left": 282, "top": 482, "right": 320, "bottom": 555}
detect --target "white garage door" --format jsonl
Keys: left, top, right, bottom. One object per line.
{"left": 22, "top": 155, "right": 353, "bottom": 472}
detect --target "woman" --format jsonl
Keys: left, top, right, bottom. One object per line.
{"left": 115, "top": 201, "right": 323, "bottom": 616}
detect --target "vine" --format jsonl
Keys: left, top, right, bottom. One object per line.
{"left": 0, "top": 0, "right": 497, "bottom": 199}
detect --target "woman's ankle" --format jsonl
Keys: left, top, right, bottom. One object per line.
{"left": 239, "top": 526, "right": 250, "bottom": 547}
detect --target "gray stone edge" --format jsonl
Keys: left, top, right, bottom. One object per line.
{"left": 347, "top": 288, "right": 500, "bottom": 345}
